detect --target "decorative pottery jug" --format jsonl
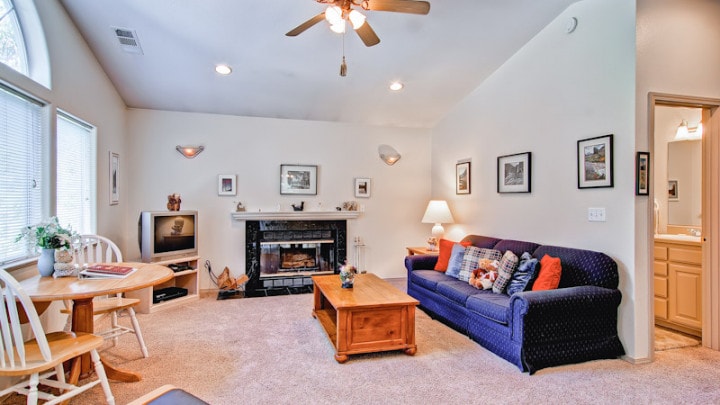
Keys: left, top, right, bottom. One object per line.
{"left": 37, "top": 248, "right": 56, "bottom": 277}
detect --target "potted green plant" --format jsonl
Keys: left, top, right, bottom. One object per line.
{"left": 16, "top": 217, "right": 77, "bottom": 276}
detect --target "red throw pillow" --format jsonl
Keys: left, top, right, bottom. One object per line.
{"left": 434, "top": 239, "right": 471, "bottom": 271}
{"left": 532, "top": 254, "right": 562, "bottom": 291}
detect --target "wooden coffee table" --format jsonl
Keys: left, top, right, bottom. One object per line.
{"left": 312, "top": 273, "right": 419, "bottom": 363}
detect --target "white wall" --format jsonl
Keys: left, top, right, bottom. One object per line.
{"left": 431, "top": 0, "right": 638, "bottom": 355}
{"left": 636, "top": 0, "right": 720, "bottom": 358}
{"left": 126, "top": 109, "right": 432, "bottom": 289}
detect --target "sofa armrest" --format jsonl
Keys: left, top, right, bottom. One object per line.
{"left": 509, "top": 285, "right": 622, "bottom": 344}
{"left": 404, "top": 254, "right": 438, "bottom": 272}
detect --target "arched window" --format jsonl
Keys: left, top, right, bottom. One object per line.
{"left": 0, "top": 0, "right": 28, "bottom": 75}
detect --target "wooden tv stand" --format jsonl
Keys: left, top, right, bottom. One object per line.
{"left": 125, "top": 255, "right": 200, "bottom": 313}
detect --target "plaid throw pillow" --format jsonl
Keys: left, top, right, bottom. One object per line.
{"left": 493, "top": 250, "right": 520, "bottom": 294}
{"left": 458, "top": 247, "right": 502, "bottom": 282}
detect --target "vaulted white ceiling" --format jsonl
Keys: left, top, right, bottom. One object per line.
{"left": 59, "top": 0, "right": 578, "bottom": 128}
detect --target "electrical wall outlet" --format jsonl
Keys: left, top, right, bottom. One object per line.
{"left": 588, "top": 207, "right": 606, "bottom": 222}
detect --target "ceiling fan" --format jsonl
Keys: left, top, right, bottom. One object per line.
{"left": 286, "top": 0, "right": 431, "bottom": 47}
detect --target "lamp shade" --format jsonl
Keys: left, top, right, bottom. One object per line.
{"left": 421, "top": 200, "right": 454, "bottom": 224}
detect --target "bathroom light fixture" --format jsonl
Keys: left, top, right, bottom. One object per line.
{"left": 215, "top": 64, "right": 232, "bottom": 75}
{"left": 378, "top": 144, "right": 401, "bottom": 165}
{"left": 421, "top": 200, "right": 455, "bottom": 240}
{"left": 675, "top": 119, "right": 703, "bottom": 141}
{"left": 176, "top": 145, "right": 205, "bottom": 159}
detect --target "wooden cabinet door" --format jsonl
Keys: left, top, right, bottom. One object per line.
{"left": 669, "top": 263, "right": 702, "bottom": 331}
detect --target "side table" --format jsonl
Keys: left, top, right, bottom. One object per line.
{"left": 406, "top": 247, "right": 439, "bottom": 256}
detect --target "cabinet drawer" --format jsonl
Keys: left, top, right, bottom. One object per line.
{"left": 654, "top": 276, "right": 668, "bottom": 298}
{"left": 654, "top": 246, "right": 668, "bottom": 260}
{"left": 655, "top": 297, "right": 668, "bottom": 320}
{"left": 668, "top": 246, "right": 702, "bottom": 265}
{"left": 654, "top": 261, "right": 668, "bottom": 277}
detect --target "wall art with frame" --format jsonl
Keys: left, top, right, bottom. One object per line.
{"left": 354, "top": 178, "right": 371, "bottom": 198}
{"left": 577, "top": 134, "right": 614, "bottom": 189}
{"left": 218, "top": 174, "right": 237, "bottom": 196}
{"left": 668, "top": 179, "right": 679, "bottom": 201}
{"left": 636, "top": 152, "right": 650, "bottom": 196}
{"left": 280, "top": 164, "right": 317, "bottom": 195}
{"left": 456, "top": 161, "right": 471, "bottom": 194}
{"left": 497, "top": 152, "right": 531, "bottom": 193}
{"left": 109, "top": 151, "right": 119, "bottom": 205}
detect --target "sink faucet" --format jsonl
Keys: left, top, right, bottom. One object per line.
{"left": 689, "top": 228, "right": 701, "bottom": 237}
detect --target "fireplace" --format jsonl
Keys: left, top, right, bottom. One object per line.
{"left": 246, "top": 220, "right": 347, "bottom": 296}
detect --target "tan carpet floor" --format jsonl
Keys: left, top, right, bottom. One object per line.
{"left": 4, "top": 289, "right": 720, "bottom": 404}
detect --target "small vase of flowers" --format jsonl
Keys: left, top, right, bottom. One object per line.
{"left": 16, "top": 217, "right": 77, "bottom": 277}
{"left": 339, "top": 262, "right": 357, "bottom": 289}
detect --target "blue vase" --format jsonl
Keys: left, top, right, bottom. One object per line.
{"left": 37, "top": 248, "right": 55, "bottom": 277}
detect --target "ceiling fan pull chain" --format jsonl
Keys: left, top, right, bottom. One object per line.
{"left": 340, "top": 31, "right": 348, "bottom": 77}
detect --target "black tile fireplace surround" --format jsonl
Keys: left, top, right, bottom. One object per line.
{"left": 245, "top": 220, "right": 347, "bottom": 297}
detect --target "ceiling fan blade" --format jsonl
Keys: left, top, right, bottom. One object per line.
{"left": 355, "top": 21, "right": 380, "bottom": 47}
{"left": 286, "top": 13, "right": 326, "bottom": 36}
{"left": 363, "top": 0, "right": 430, "bottom": 15}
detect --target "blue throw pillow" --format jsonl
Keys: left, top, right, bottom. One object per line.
{"left": 445, "top": 243, "right": 467, "bottom": 279}
{"left": 506, "top": 252, "right": 539, "bottom": 295}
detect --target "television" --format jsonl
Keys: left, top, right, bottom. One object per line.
{"left": 139, "top": 210, "right": 198, "bottom": 263}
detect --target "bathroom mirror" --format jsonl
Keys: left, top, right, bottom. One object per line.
{"left": 667, "top": 139, "right": 701, "bottom": 226}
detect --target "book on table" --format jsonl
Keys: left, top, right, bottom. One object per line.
{"left": 80, "top": 264, "right": 137, "bottom": 279}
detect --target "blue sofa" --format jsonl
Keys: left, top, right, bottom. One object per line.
{"left": 405, "top": 235, "right": 624, "bottom": 374}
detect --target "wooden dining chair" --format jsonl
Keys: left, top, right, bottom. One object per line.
{"left": 0, "top": 267, "right": 115, "bottom": 404}
{"left": 62, "top": 234, "right": 149, "bottom": 358}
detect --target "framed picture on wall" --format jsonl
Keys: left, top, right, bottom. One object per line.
{"left": 668, "top": 179, "right": 679, "bottom": 201}
{"left": 218, "top": 174, "right": 237, "bottom": 196}
{"left": 497, "top": 152, "right": 531, "bottom": 193}
{"left": 456, "top": 161, "right": 471, "bottom": 194}
{"left": 577, "top": 134, "right": 614, "bottom": 189}
{"left": 109, "top": 151, "right": 119, "bottom": 205}
{"left": 354, "top": 178, "right": 371, "bottom": 198}
{"left": 636, "top": 152, "right": 650, "bottom": 196}
{"left": 280, "top": 164, "right": 317, "bottom": 195}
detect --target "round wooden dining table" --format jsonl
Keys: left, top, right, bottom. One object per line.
{"left": 18, "top": 262, "right": 173, "bottom": 383}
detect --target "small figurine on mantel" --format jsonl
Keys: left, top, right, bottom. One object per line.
{"left": 235, "top": 201, "right": 245, "bottom": 212}
{"left": 167, "top": 193, "right": 181, "bottom": 211}
{"left": 291, "top": 201, "right": 304, "bottom": 211}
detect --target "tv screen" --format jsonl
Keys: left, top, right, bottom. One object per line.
{"left": 140, "top": 211, "right": 198, "bottom": 262}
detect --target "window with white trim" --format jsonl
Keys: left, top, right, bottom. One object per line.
{"left": 0, "top": 84, "right": 43, "bottom": 264}
{"left": 0, "top": 0, "right": 28, "bottom": 75}
{"left": 56, "top": 111, "right": 96, "bottom": 235}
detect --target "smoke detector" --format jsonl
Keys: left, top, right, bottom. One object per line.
{"left": 112, "top": 27, "right": 144, "bottom": 55}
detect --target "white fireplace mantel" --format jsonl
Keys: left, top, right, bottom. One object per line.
{"left": 231, "top": 211, "right": 361, "bottom": 221}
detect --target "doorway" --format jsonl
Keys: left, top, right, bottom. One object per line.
{"left": 649, "top": 93, "right": 720, "bottom": 352}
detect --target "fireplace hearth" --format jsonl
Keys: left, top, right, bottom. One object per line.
{"left": 245, "top": 220, "right": 347, "bottom": 297}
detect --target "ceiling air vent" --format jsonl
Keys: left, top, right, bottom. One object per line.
{"left": 112, "top": 27, "right": 144, "bottom": 55}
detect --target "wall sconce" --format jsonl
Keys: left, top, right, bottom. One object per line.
{"left": 378, "top": 144, "right": 401, "bottom": 165}
{"left": 675, "top": 120, "right": 703, "bottom": 141}
{"left": 176, "top": 145, "right": 205, "bottom": 158}
{"left": 421, "top": 200, "right": 455, "bottom": 240}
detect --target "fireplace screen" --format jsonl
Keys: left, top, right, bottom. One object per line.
{"left": 260, "top": 240, "right": 334, "bottom": 277}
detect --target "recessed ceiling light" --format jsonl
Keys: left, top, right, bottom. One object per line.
{"left": 215, "top": 64, "right": 232, "bottom": 75}
{"left": 389, "top": 81, "right": 404, "bottom": 91}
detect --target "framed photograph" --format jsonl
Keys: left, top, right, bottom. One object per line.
{"left": 280, "top": 164, "right": 317, "bottom": 195}
{"left": 497, "top": 152, "right": 531, "bottom": 193}
{"left": 636, "top": 152, "right": 650, "bottom": 196}
{"left": 109, "top": 151, "right": 119, "bottom": 205}
{"left": 668, "top": 180, "right": 679, "bottom": 201}
{"left": 456, "top": 162, "right": 471, "bottom": 194}
{"left": 354, "top": 178, "right": 371, "bottom": 198}
{"left": 578, "top": 134, "right": 614, "bottom": 189}
{"left": 218, "top": 174, "right": 237, "bottom": 196}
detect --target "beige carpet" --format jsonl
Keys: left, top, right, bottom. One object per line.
{"left": 5, "top": 292, "right": 720, "bottom": 404}
{"left": 655, "top": 326, "right": 701, "bottom": 351}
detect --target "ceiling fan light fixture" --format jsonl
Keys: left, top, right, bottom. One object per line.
{"left": 329, "top": 20, "right": 346, "bottom": 33}
{"left": 325, "top": 6, "right": 344, "bottom": 25}
{"left": 349, "top": 10, "right": 366, "bottom": 29}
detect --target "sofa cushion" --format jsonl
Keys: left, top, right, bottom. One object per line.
{"left": 445, "top": 243, "right": 468, "bottom": 278}
{"left": 409, "top": 270, "right": 452, "bottom": 292}
{"left": 458, "top": 247, "right": 502, "bottom": 282}
{"left": 506, "top": 252, "right": 539, "bottom": 295}
{"left": 492, "top": 250, "right": 519, "bottom": 294}
{"left": 466, "top": 292, "right": 512, "bottom": 324}
{"left": 533, "top": 245, "right": 618, "bottom": 289}
{"left": 436, "top": 280, "right": 480, "bottom": 306}
{"left": 434, "top": 239, "right": 471, "bottom": 271}
{"left": 532, "top": 254, "right": 563, "bottom": 291}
